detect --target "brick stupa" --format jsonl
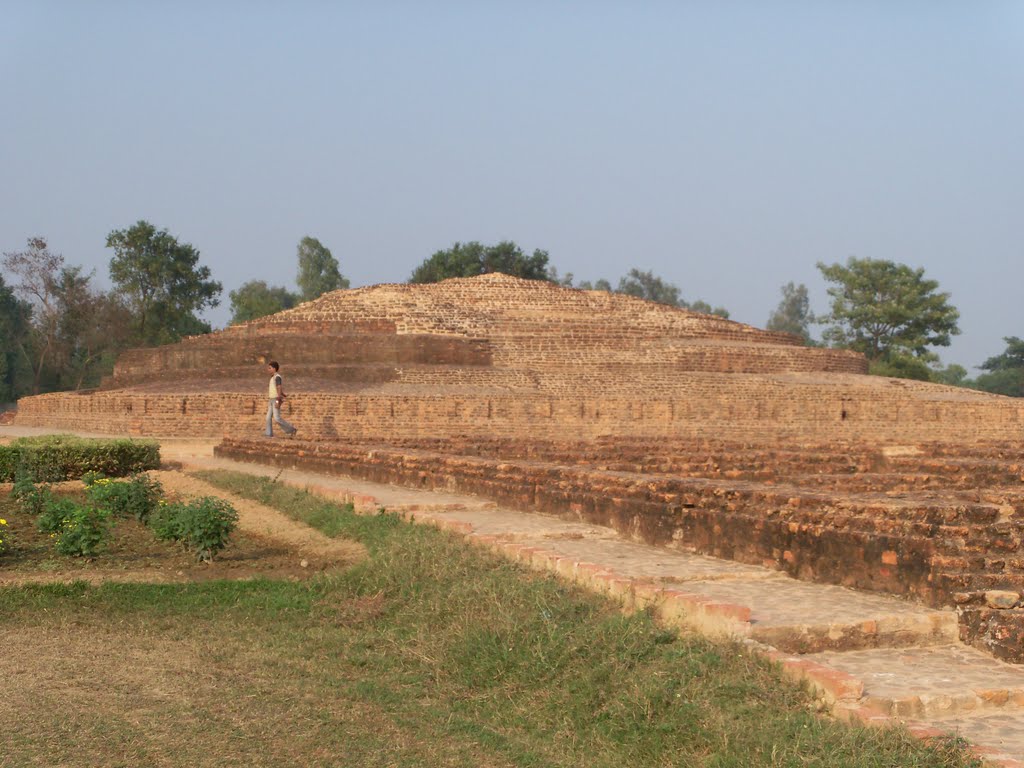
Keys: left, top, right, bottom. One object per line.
{"left": 14, "top": 273, "right": 1023, "bottom": 441}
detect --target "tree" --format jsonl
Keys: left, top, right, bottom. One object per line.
{"left": 2, "top": 237, "right": 67, "bottom": 394}
{"left": 613, "top": 269, "right": 729, "bottom": 316}
{"left": 3, "top": 238, "right": 132, "bottom": 394}
{"left": 687, "top": 299, "right": 730, "bottom": 319}
{"left": 766, "top": 282, "right": 814, "bottom": 341}
{"left": 50, "top": 268, "right": 133, "bottom": 390}
{"left": 107, "top": 221, "right": 222, "bottom": 345}
{"left": 410, "top": 241, "right": 551, "bottom": 283}
{"left": 868, "top": 353, "right": 935, "bottom": 381}
{"left": 816, "top": 257, "right": 959, "bottom": 364}
{"left": 577, "top": 278, "right": 613, "bottom": 292}
{"left": 0, "top": 274, "right": 32, "bottom": 401}
{"left": 296, "top": 236, "right": 348, "bottom": 301}
{"left": 974, "top": 337, "right": 1024, "bottom": 397}
{"left": 616, "top": 268, "right": 681, "bottom": 306}
{"left": 229, "top": 280, "right": 300, "bottom": 324}
{"left": 932, "top": 362, "right": 970, "bottom": 387}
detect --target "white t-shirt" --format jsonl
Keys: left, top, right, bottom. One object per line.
{"left": 268, "top": 373, "right": 283, "bottom": 399}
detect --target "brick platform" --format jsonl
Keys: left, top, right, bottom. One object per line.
{"left": 214, "top": 435, "right": 1024, "bottom": 662}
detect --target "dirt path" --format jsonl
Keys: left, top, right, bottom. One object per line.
{"left": 150, "top": 470, "right": 365, "bottom": 566}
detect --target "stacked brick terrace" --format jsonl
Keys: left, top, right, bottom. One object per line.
{"left": 14, "top": 273, "right": 1023, "bottom": 442}
{"left": 215, "top": 435, "right": 1024, "bottom": 662}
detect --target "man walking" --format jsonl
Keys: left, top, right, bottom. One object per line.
{"left": 265, "top": 360, "right": 298, "bottom": 438}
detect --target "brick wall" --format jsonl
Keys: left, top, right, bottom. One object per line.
{"left": 213, "top": 435, "right": 1024, "bottom": 660}
{"left": 16, "top": 373, "right": 1024, "bottom": 443}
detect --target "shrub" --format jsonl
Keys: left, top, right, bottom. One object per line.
{"left": 35, "top": 496, "right": 112, "bottom": 557}
{"left": 85, "top": 474, "right": 163, "bottom": 523}
{"left": 150, "top": 500, "right": 184, "bottom": 543}
{"left": 151, "top": 496, "right": 238, "bottom": 562}
{"left": 11, "top": 472, "right": 54, "bottom": 517}
{"left": 81, "top": 471, "right": 106, "bottom": 487}
{"left": 0, "top": 435, "right": 160, "bottom": 482}
{"left": 37, "top": 496, "right": 79, "bottom": 535}
{"left": 53, "top": 505, "right": 111, "bottom": 558}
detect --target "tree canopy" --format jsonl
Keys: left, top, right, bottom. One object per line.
{"left": 2, "top": 237, "right": 69, "bottom": 394}
{"left": 0, "top": 274, "right": 31, "bottom": 401}
{"left": 297, "top": 236, "right": 348, "bottom": 301}
{"left": 609, "top": 268, "right": 729, "bottom": 317}
{"left": 816, "top": 257, "right": 959, "bottom": 363}
{"left": 107, "top": 221, "right": 222, "bottom": 345}
{"left": 615, "top": 268, "right": 681, "bottom": 306}
{"left": 766, "top": 282, "right": 814, "bottom": 342}
{"left": 409, "top": 241, "right": 551, "bottom": 283}
{"left": 230, "top": 280, "right": 300, "bottom": 324}
{"left": 974, "top": 337, "right": 1024, "bottom": 397}
{"left": 2, "top": 238, "right": 129, "bottom": 394}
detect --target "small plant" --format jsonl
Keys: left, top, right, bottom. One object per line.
{"left": 85, "top": 473, "right": 163, "bottom": 523}
{"left": 0, "top": 516, "right": 10, "bottom": 556}
{"left": 37, "top": 497, "right": 78, "bottom": 535}
{"left": 36, "top": 497, "right": 111, "bottom": 557}
{"left": 81, "top": 471, "right": 106, "bottom": 487}
{"left": 53, "top": 505, "right": 111, "bottom": 558}
{"left": 150, "top": 500, "right": 183, "bottom": 543}
{"left": 151, "top": 497, "right": 238, "bottom": 562}
{"left": 11, "top": 470, "right": 54, "bottom": 517}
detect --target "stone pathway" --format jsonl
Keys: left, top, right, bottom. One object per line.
{"left": 3, "top": 425, "right": 1023, "bottom": 766}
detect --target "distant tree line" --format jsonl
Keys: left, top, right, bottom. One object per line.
{"left": 0, "top": 226, "right": 347, "bottom": 401}
{"left": 1, "top": 228, "right": 1019, "bottom": 401}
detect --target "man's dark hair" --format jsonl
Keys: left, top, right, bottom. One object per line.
{"left": 268, "top": 361, "right": 280, "bottom": 371}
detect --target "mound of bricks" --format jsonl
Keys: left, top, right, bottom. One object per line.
{"left": 14, "top": 274, "right": 1024, "bottom": 442}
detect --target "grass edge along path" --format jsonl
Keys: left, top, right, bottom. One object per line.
{"left": 0, "top": 469, "right": 981, "bottom": 768}
{"left": 191, "top": 469, "right": 979, "bottom": 768}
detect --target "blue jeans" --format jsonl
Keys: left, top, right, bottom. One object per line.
{"left": 265, "top": 398, "right": 296, "bottom": 436}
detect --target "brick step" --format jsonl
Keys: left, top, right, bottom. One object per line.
{"left": 809, "top": 645, "right": 1024, "bottom": 719}
{"left": 752, "top": 611, "right": 957, "bottom": 655}
{"left": 351, "top": 437, "right": 883, "bottom": 470}
{"left": 786, "top": 471, "right": 1024, "bottom": 492}
{"left": 934, "top": 572, "right": 1024, "bottom": 595}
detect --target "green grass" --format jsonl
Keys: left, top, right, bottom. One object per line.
{"left": 0, "top": 469, "right": 980, "bottom": 768}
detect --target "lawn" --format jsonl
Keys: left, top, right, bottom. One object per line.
{"left": 0, "top": 470, "right": 979, "bottom": 768}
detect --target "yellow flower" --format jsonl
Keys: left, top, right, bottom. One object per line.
{"left": 0, "top": 519, "right": 6, "bottom": 525}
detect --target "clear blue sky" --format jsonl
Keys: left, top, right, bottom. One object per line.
{"left": 2, "top": 1, "right": 1021, "bottom": 370}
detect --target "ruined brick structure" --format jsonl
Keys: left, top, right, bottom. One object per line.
{"left": 14, "top": 274, "right": 1024, "bottom": 658}
{"left": 14, "top": 274, "right": 1023, "bottom": 442}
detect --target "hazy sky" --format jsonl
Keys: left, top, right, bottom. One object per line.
{"left": 2, "top": 1, "right": 1021, "bottom": 370}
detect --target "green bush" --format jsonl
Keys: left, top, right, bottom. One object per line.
{"left": 53, "top": 505, "right": 111, "bottom": 558}
{"left": 35, "top": 496, "right": 111, "bottom": 557}
{"left": 85, "top": 474, "right": 163, "bottom": 523}
{"left": 37, "top": 496, "right": 80, "bottom": 535}
{"left": 0, "top": 435, "right": 160, "bottom": 482}
{"left": 150, "top": 500, "right": 184, "bottom": 543}
{"left": 11, "top": 472, "right": 54, "bottom": 517}
{"left": 151, "top": 497, "right": 238, "bottom": 562}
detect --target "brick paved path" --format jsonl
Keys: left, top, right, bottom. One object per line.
{"left": 4, "top": 426, "right": 1024, "bottom": 766}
